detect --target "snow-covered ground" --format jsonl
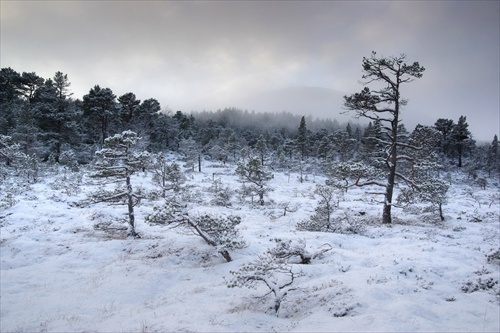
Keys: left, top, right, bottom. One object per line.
{"left": 1, "top": 160, "right": 499, "bottom": 332}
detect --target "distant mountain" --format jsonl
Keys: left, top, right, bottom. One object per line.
{"left": 235, "top": 85, "right": 351, "bottom": 122}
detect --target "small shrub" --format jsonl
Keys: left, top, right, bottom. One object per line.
{"left": 147, "top": 200, "right": 245, "bottom": 262}
{"left": 267, "top": 238, "right": 332, "bottom": 264}
{"left": 227, "top": 252, "right": 304, "bottom": 316}
{"left": 461, "top": 277, "right": 498, "bottom": 293}
{"left": 487, "top": 249, "right": 500, "bottom": 264}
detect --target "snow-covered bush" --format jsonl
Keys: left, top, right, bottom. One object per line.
{"left": 146, "top": 199, "right": 245, "bottom": 262}
{"left": 296, "top": 184, "right": 340, "bottom": 232}
{"left": 227, "top": 252, "right": 304, "bottom": 316}
{"left": 486, "top": 249, "right": 500, "bottom": 264}
{"left": 277, "top": 202, "right": 301, "bottom": 217}
{"left": 461, "top": 277, "right": 498, "bottom": 293}
{"left": 236, "top": 156, "right": 273, "bottom": 206}
{"left": 267, "top": 238, "right": 332, "bottom": 264}
{"left": 150, "top": 154, "right": 185, "bottom": 197}
{"left": 0, "top": 191, "right": 16, "bottom": 209}
{"left": 49, "top": 170, "right": 83, "bottom": 196}
{"left": 338, "top": 209, "right": 368, "bottom": 234}
{"left": 0, "top": 135, "right": 24, "bottom": 170}
{"left": 58, "top": 150, "right": 80, "bottom": 172}
{"left": 19, "top": 153, "right": 39, "bottom": 183}
{"left": 208, "top": 178, "right": 233, "bottom": 207}
{"left": 397, "top": 178, "right": 449, "bottom": 221}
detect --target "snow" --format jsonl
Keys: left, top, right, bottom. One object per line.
{"left": 1, "top": 161, "right": 499, "bottom": 332}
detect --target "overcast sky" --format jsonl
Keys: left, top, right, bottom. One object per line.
{"left": 1, "top": 1, "right": 499, "bottom": 141}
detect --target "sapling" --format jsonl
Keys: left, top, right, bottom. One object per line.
{"left": 150, "top": 153, "right": 185, "bottom": 197}
{"left": 296, "top": 184, "right": 340, "bottom": 232}
{"left": 277, "top": 202, "right": 301, "bottom": 217}
{"left": 236, "top": 156, "right": 273, "bottom": 206}
{"left": 90, "top": 130, "right": 150, "bottom": 237}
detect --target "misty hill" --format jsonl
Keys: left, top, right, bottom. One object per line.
{"left": 236, "top": 85, "right": 350, "bottom": 121}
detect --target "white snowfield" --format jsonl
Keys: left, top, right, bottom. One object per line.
{"left": 1, "top": 161, "right": 499, "bottom": 332}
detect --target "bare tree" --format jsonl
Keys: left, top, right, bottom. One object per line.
{"left": 343, "top": 51, "right": 425, "bottom": 224}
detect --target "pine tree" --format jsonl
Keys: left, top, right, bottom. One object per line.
{"left": 151, "top": 154, "right": 185, "bottom": 197}
{"left": 297, "top": 184, "right": 339, "bottom": 232}
{"left": 487, "top": 134, "right": 499, "bottom": 176}
{"left": 91, "top": 130, "right": 150, "bottom": 237}
{"left": 179, "top": 137, "right": 201, "bottom": 172}
{"left": 451, "top": 116, "right": 474, "bottom": 167}
{"left": 33, "top": 73, "right": 79, "bottom": 161}
{"left": 228, "top": 252, "right": 303, "bottom": 315}
{"left": 256, "top": 134, "right": 267, "bottom": 166}
{"left": 82, "top": 85, "right": 118, "bottom": 147}
{"left": 14, "top": 72, "right": 45, "bottom": 155}
{"left": 397, "top": 178, "right": 449, "bottom": 221}
{"left": 297, "top": 116, "right": 308, "bottom": 161}
{"left": 0, "top": 68, "right": 23, "bottom": 136}
{"left": 225, "top": 132, "right": 240, "bottom": 162}
{"left": 134, "top": 98, "right": 162, "bottom": 149}
{"left": 0, "top": 135, "right": 22, "bottom": 167}
{"left": 236, "top": 156, "right": 273, "bottom": 206}
{"left": 434, "top": 118, "right": 455, "bottom": 157}
{"left": 118, "top": 92, "right": 140, "bottom": 127}
{"left": 343, "top": 51, "right": 425, "bottom": 224}
{"left": 147, "top": 206, "right": 245, "bottom": 262}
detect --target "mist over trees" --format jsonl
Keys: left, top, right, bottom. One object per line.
{"left": 1, "top": 56, "right": 498, "bottom": 226}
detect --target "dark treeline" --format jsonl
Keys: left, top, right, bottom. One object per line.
{"left": 1, "top": 67, "right": 499, "bottom": 178}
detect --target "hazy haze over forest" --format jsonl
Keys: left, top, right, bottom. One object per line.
{"left": 1, "top": 0, "right": 498, "bottom": 141}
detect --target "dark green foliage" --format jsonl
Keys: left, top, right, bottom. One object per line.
{"left": 297, "top": 116, "right": 308, "bottom": 161}
{"left": 487, "top": 135, "right": 499, "bottom": 176}
{"left": 82, "top": 85, "right": 118, "bottom": 147}
{"left": 451, "top": 116, "right": 474, "bottom": 167}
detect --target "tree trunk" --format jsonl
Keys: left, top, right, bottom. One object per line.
{"left": 383, "top": 110, "right": 399, "bottom": 224}
{"left": 189, "top": 220, "right": 232, "bottom": 262}
{"left": 219, "top": 250, "right": 232, "bottom": 262}
{"left": 101, "top": 115, "right": 108, "bottom": 148}
{"left": 259, "top": 186, "right": 265, "bottom": 206}
{"left": 126, "top": 174, "right": 137, "bottom": 237}
{"left": 383, "top": 162, "right": 396, "bottom": 224}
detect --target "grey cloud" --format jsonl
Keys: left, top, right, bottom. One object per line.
{"left": 1, "top": 1, "right": 498, "bottom": 141}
